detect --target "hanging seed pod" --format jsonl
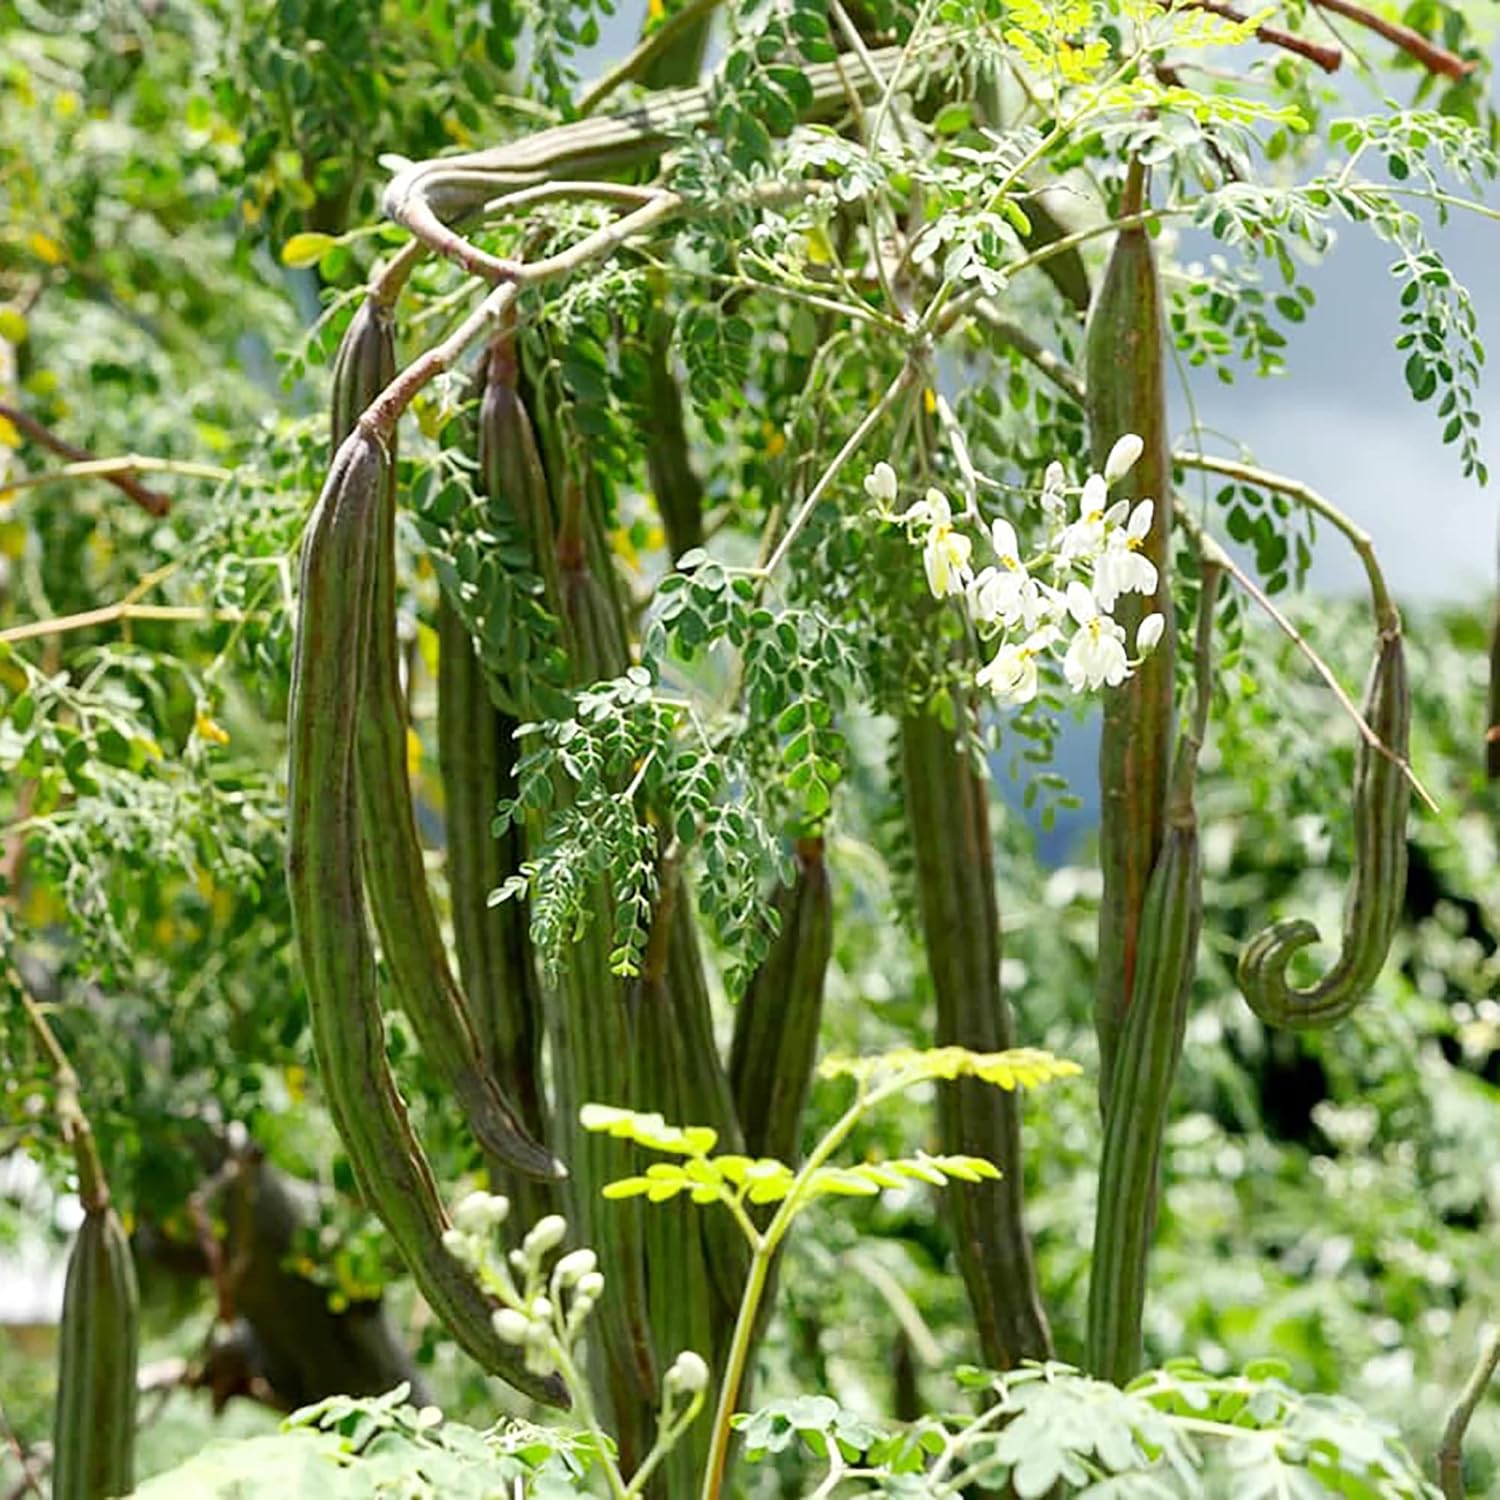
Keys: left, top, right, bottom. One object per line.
{"left": 436, "top": 596, "right": 554, "bottom": 1221}
{"left": 1085, "top": 167, "right": 1177, "bottom": 1110}
{"left": 1089, "top": 564, "right": 1219, "bottom": 1385}
{"left": 330, "top": 299, "right": 560, "bottom": 1183}
{"left": 1088, "top": 747, "right": 1203, "bottom": 1383}
{"left": 52, "top": 1198, "right": 138, "bottom": 1500}
{"left": 1237, "top": 625, "right": 1411, "bottom": 1029}
{"left": 729, "top": 838, "right": 833, "bottom": 1164}
{"left": 898, "top": 703, "right": 1052, "bottom": 1370}
{"left": 287, "top": 431, "right": 567, "bottom": 1407}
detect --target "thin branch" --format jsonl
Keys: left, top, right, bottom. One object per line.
{"left": 1178, "top": 0, "right": 1343, "bottom": 73}
{"left": 0, "top": 404, "right": 174, "bottom": 515}
{"left": 577, "top": 0, "right": 725, "bottom": 115}
{"left": 1439, "top": 1325, "right": 1500, "bottom": 1499}
{"left": 0, "top": 602, "right": 264, "bottom": 647}
{"left": 1309, "top": 0, "right": 1474, "bottom": 80}
{"left": 1174, "top": 507, "right": 1437, "bottom": 813}
{"left": 760, "top": 361, "right": 918, "bottom": 581}
{"left": 480, "top": 180, "right": 667, "bottom": 220}
{"left": 970, "top": 298, "right": 1085, "bottom": 403}
{"left": 11, "top": 969, "right": 109, "bottom": 1211}
{"left": 0, "top": 453, "right": 232, "bottom": 501}
{"left": 1172, "top": 449, "right": 1396, "bottom": 629}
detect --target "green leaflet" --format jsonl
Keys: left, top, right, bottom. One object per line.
{"left": 1237, "top": 626, "right": 1411, "bottom": 1029}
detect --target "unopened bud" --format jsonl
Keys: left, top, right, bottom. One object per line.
{"left": 1136, "top": 612, "right": 1165, "bottom": 656}
{"left": 555, "top": 1248, "right": 598, "bottom": 1286}
{"left": 1104, "top": 433, "right": 1144, "bottom": 485}
{"left": 665, "top": 1350, "right": 710, "bottom": 1396}
{"left": 492, "top": 1309, "right": 530, "bottom": 1345}
{"left": 524, "top": 1215, "right": 568, "bottom": 1259}
{"left": 577, "top": 1271, "right": 605, "bottom": 1300}
{"left": 440, "top": 1228, "right": 470, "bottom": 1260}
{"left": 453, "top": 1191, "right": 510, "bottom": 1236}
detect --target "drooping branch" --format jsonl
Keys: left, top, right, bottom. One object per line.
{"left": 1309, "top": 0, "right": 1475, "bottom": 81}
{"left": 0, "top": 403, "right": 176, "bottom": 515}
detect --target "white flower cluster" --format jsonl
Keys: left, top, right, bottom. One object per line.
{"left": 866, "top": 434, "right": 1166, "bottom": 706}
{"left": 443, "top": 1194, "right": 604, "bottom": 1380}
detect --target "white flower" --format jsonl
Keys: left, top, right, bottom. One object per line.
{"left": 914, "top": 489, "right": 971, "bottom": 598}
{"left": 1104, "top": 433, "right": 1145, "bottom": 485}
{"left": 895, "top": 486, "right": 949, "bottom": 528}
{"left": 1091, "top": 500, "right": 1158, "bottom": 610}
{"left": 977, "top": 626, "right": 1058, "bottom": 705}
{"left": 1136, "top": 612, "right": 1165, "bottom": 655}
{"left": 864, "top": 461, "right": 898, "bottom": 505}
{"left": 990, "top": 517, "right": 1024, "bottom": 569}
{"left": 1057, "top": 474, "right": 1111, "bottom": 563}
{"left": 1063, "top": 585, "right": 1130, "bottom": 692}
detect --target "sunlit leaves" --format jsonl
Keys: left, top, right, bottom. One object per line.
{"left": 818, "top": 1045, "right": 1084, "bottom": 1094}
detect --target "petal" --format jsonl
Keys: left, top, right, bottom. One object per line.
{"left": 1066, "top": 580, "right": 1098, "bottom": 625}
{"left": 1127, "top": 499, "right": 1155, "bottom": 540}
{"left": 1080, "top": 473, "right": 1107, "bottom": 512}
{"left": 1136, "top": 612, "right": 1165, "bottom": 654}
{"left": 925, "top": 487, "right": 952, "bottom": 526}
{"left": 991, "top": 516, "right": 1019, "bottom": 560}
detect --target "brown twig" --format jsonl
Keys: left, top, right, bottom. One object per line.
{"left": 1439, "top": 1324, "right": 1500, "bottom": 1498}
{"left": 0, "top": 1398, "right": 45, "bottom": 1500}
{"left": 1180, "top": 0, "right": 1343, "bottom": 73}
{"left": 0, "top": 403, "right": 172, "bottom": 517}
{"left": 1309, "top": 0, "right": 1474, "bottom": 80}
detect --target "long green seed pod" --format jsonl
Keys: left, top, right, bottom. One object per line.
{"left": 287, "top": 431, "right": 567, "bottom": 1407}
{"left": 49, "top": 1101, "right": 138, "bottom": 1500}
{"left": 331, "top": 299, "right": 561, "bottom": 1183}
{"left": 1086, "top": 164, "right": 1177, "bottom": 1110}
{"left": 436, "top": 596, "right": 553, "bottom": 1221}
{"left": 1237, "top": 625, "right": 1411, "bottom": 1029}
{"left": 729, "top": 838, "right": 833, "bottom": 1164}
{"left": 898, "top": 702, "right": 1052, "bottom": 1369}
{"left": 1087, "top": 565, "right": 1220, "bottom": 1385}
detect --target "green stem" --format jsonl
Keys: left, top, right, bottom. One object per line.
{"left": 1439, "top": 1325, "right": 1500, "bottom": 1500}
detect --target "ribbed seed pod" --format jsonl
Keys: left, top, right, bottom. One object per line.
{"left": 1087, "top": 745, "right": 1203, "bottom": 1384}
{"left": 330, "top": 298, "right": 560, "bottom": 1182}
{"left": 729, "top": 838, "right": 833, "bottom": 1164}
{"left": 1237, "top": 627, "right": 1411, "bottom": 1029}
{"left": 51, "top": 1204, "right": 139, "bottom": 1500}
{"left": 286, "top": 431, "right": 567, "bottom": 1407}
{"left": 436, "top": 596, "right": 554, "bottom": 1221}
{"left": 898, "top": 704, "right": 1052, "bottom": 1370}
{"left": 1085, "top": 171, "right": 1177, "bottom": 1112}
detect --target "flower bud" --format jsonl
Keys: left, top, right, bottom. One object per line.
{"left": 453, "top": 1190, "right": 510, "bottom": 1236}
{"left": 1104, "top": 433, "right": 1144, "bottom": 485}
{"left": 863, "top": 461, "right": 898, "bottom": 505}
{"left": 577, "top": 1271, "right": 605, "bottom": 1300}
{"left": 555, "top": 1248, "right": 598, "bottom": 1286}
{"left": 492, "top": 1309, "right": 530, "bottom": 1345}
{"left": 1136, "top": 612, "right": 1165, "bottom": 656}
{"left": 440, "top": 1228, "right": 470, "bottom": 1260}
{"left": 664, "top": 1350, "right": 710, "bottom": 1396}
{"left": 523, "top": 1214, "right": 568, "bottom": 1260}
{"left": 529, "top": 1295, "right": 554, "bottom": 1324}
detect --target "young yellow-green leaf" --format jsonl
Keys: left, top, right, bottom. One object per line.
{"left": 280, "top": 232, "right": 338, "bottom": 269}
{"left": 579, "top": 1104, "right": 718, "bottom": 1157}
{"left": 817, "top": 1045, "right": 1082, "bottom": 1093}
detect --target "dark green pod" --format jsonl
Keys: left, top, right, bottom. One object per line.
{"left": 899, "top": 703, "right": 1052, "bottom": 1370}
{"left": 52, "top": 1205, "right": 139, "bottom": 1500}
{"left": 729, "top": 838, "right": 833, "bottom": 1164}
{"left": 1085, "top": 193, "right": 1177, "bottom": 1109}
{"left": 287, "top": 431, "right": 567, "bottom": 1407}
{"left": 1237, "top": 628, "right": 1411, "bottom": 1029}
{"left": 1087, "top": 748, "right": 1202, "bottom": 1384}
{"left": 331, "top": 299, "right": 561, "bottom": 1183}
